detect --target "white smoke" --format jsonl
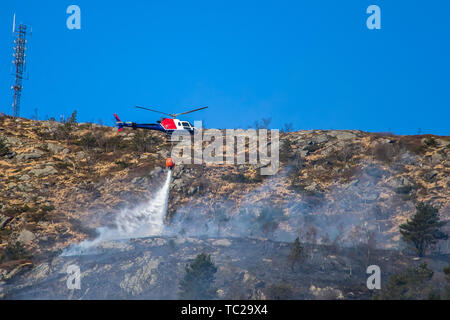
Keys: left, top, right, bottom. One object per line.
{"left": 159, "top": 161, "right": 408, "bottom": 249}
{"left": 62, "top": 170, "right": 172, "bottom": 256}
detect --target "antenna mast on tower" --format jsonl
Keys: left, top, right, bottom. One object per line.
{"left": 11, "top": 14, "right": 29, "bottom": 118}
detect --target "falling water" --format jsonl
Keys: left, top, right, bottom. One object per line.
{"left": 115, "top": 169, "right": 172, "bottom": 238}
{"left": 62, "top": 170, "right": 172, "bottom": 256}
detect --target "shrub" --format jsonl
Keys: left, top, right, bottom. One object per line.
{"left": 80, "top": 133, "right": 98, "bottom": 150}
{"left": 398, "top": 136, "right": 426, "bottom": 155}
{"left": 267, "top": 283, "right": 294, "bottom": 300}
{"left": 54, "top": 124, "right": 74, "bottom": 143}
{"left": 395, "top": 185, "right": 415, "bottom": 194}
{"left": 395, "top": 185, "right": 417, "bottom": 201}
{"left": 115, "top": 160, "right": 130, "bottom": 169}
{"left": 375, "top": 263, "right": 434, "bottom": 300}
{"left": 179, "top": 253, "right": 217, "bottom": 299}
{"left": 0, "top": 136, "right": 10, "bottom": 156}
{"left": 132, "top": 131, "right": 160, "bottom": 152}
{"left": 55, "top": 162, "right": 71, "bottom": 170}
{"left": 40, "top": 205, "right": 55, "bottom": 213}
{"left": 67, "top": 110, "right": 77, "bottom": 124}
{"left": 0, "top": 242, "right": 31, "bottom": 263}
{"left": 222, "top": 173, "right": 250, "bottom": 183}
{"left": 303, "top": 143, "right": 321, "bottom": 153}
{"left": 281, "top": 123, "right": 294, "bottom": 133}
{"left": 423, "top": 136, "right": 438, "bottom": 148}
{"left": 443, "top": 266, "right": 450, "bottom": 280}
{"left": 373, "top": 143, "right": 398, "bottom": 163}
{"left": 104, "top": 135, "right": 126, "bottom": 152}
{"left": 287, "top": 237, "right": 306, "bottom": 271}
{"left": 4, "top": 205, "right": 34, "bottom": 216}
{"left": 251, "top": 118, "right": 272, "bottom": 129}
{"left": 336, "top": 144, "right": 358, "bottom": 163}
{"left": 77, "top": 130, "right": 128, "bottom": 153}
{"left": 53, "top": 110, "right": 78, "bottom": 144}
{"left": 28, "top": 205, "right": 55, "bottom": 222}
{"left": 222, "top": 172, "right": 264, "bottom": 184}
{"left": 279, "top": 141, "right": 294, "bottom": 163}
{"left": 256, "top": 207, "right": 284, "bottom": 237}
{"left": 69, "top": 219, "right": 99, "bottom": 239}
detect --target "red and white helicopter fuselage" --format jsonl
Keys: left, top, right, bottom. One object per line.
{"left": 114, "top": 106, "right": 207, "bottom": 134}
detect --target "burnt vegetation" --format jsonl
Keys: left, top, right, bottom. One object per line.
{"left": 375, "top": 263, "right": 436, "bottom": 300}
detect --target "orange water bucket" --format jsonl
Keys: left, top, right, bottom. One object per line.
{"left": 166, "top": 157, "right": 175, "bottom": 169}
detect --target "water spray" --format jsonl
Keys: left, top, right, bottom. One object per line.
{"left": 62, "top": 169, "right": 173, "bottom": 256}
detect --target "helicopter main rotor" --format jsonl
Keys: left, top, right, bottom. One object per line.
{"left": 135, "top": 106, "right": 208, "bottom": 118}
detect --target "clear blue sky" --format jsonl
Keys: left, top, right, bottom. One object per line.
{"left": 1, "top": 0, "right": 449, "bottom": 134}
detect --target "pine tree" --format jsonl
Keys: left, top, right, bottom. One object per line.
{"left": 399, "top": 202, "right": 448, "bottom": 256}
{"left": 179, "top": 253, "right": 217, "bottom": 299}
{"left": 288, "top": 237, "right": 305, "bottom": 271}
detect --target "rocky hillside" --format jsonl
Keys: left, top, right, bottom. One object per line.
{"left": 3, "top": 236, "right": 445, "bottom": 300}
{"left": 0, "top": 115, "right": 449, "bottom": 299}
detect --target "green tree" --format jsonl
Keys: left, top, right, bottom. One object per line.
{"left": 179, "top": 253, "right": 217, "bottom": 299}
{"left": 287, "top": 237, "right": 305, "bottom": 271}
{"left": 399, "top": 202, "right": 448, "bottom": 256}
{"left": 375, "top": 263, "right": 434, "bottom": 300}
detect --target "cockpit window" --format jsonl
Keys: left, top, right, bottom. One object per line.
{"left": 182, "top": 122, "right": 191, "bottom": 127}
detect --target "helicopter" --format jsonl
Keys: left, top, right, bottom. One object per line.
{"left": 114, "top": 106, "right": 208, "bottom": 134}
